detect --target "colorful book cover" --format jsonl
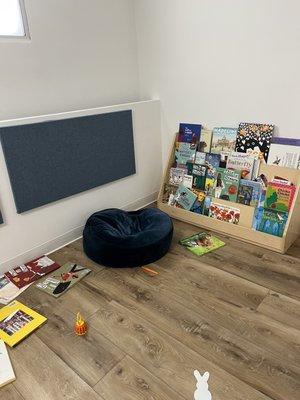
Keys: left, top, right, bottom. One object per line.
{"left": 213, "top": 168, "right": 240, "bottom": 202}
{"left": 237, "top": 179, "right": 263, "bottom": 207}
{"left": 235, "top": 123, "right": 275, "bottom": 163}
{"left": 179, "top": 232, "right": 225, "bottom": 256}
{"left": 178, "top": 123, "right": 202, "bottom": 144}
{"left": 209, "top": 202, "right": 240, "bottom": 224}
{"left": 5, "top": 256, "right": 61, "bottom": 289}
{"left": 0, "top": 340, "right": 15, "bottom": 387}
{"left": 252, "top": 190, "right": 266, "bottom": 230}
{"left": 264, "top": 182, "right": 296, "bottom": 212}
{"left": 211, "top": 127, "right": 237, "bottom": 155}
{"left": 0, "top": 301, "right": 47, "bottom": 347}
{"left": 186, "top": 161, "right": 194, "bottom": 175}
{"left": 226, "top": 151, "right": 255, "bottom": 180}
{"left": 36, "top": 262, "right": 91, "bottom": 298}
{"left": 162, "top": 183, "right": 178, "bottom": 204}
{"left": 175, "top": 142, "right": 197, "bottom": 165}
{"left": 190, "top": 189, "right": 206, "bottom": 214}
{"left": 195, "top": 151, "right": 206, "bottom": 165}
{"left": 267, "top": 137, "right": 300, "bottom": 169}
{"left": 205, "top": 153, "right": 221, "bottom": 170}
{"left": 169, "top": 166, "right": 187, "bottom": 186}
{"left": 174, "top": 185, "right": 197, "bottom": 210}
{"left": 205, "top": 175, "right": 215, "bottom": 195}
{"left": 183, "top": 174, "right": 193, "bottom": 188}
{"left": 0, "top": 275, "right": 31, "bottom": 305}
{"left": 202, "top": 196, "right": 212, "bottom": 216}
{"left": 257, "top": 209, "right": 288, "bottom": 237}
{"left": 192, "top": 164, "right": 206, "bottom": 190}
{"left": 198, "top": 129, "right": 212, "bottom": 153}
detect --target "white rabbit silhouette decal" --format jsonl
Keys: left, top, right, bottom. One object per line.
{"left": 194, "top": 370, "right": 212, "bottom": 400}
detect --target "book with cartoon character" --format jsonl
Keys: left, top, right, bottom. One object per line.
{"left": 36, "top": 262, "right": 91, "bottom": 297}
{"left": 5, "top": 256, "right": 61, "bottom": 289}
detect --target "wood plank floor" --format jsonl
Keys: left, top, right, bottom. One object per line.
{"left": 1, "top": 218, "right": 300, "bottom": 400}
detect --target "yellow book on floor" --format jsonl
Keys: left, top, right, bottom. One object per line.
{"left": 0, "top": 301, "right": 47, "bottom": 347}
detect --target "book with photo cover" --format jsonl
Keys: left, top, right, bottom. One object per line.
{"left": 36, "top": 262, "right": 91, "bottom": 298}
{"left": 178, "top": 123, "right": 202, "bottom": 144}
{"left": 211, "top": 127, "right": 237, "bottom": 155}
{"left": 0, "top": 340, "right": 15, "bottom": 387}
{"left": 237, "top": 179, "right": 263, "bottom": 207}
{"left": 267, "top": 137, "right": 300, "bottom": 169}
{"left": 192, "top": 164, "right": 206, "bottom": 190}
{"left": 235, "top": 123, "right": 275, "bottom": 163}
{"left": 257, "top": 209, "right": 288, "bottom": 237}
{"left": 0, "top": 301, "right": 47, "bottom": 347}
{"left": 5, "top": 256, "right": 61, "bottom": 289}
{"left": 0, "top": 275, "right": 31, "bottom": 305}
{"left": 209, "top": 202, "right": 240, "bottom": 224}
{"left": 169, "top": 166, "right": 187, "bottom": 186}
{"left": 179, "top": 232, "right": 225, "bottom": 256}
{"left": 174, "top": 185, "right": 197, "bottom": 210}
{"left": 264, "top": 182, "right": 296, "bottom": 212}
{"left": 162, "top": 183, "right": 178, "bottom": 204}
{"left": 213, "top": 167, "right": 241, "bottom": 202}
{"left": 226, "top": 151, "right": 255, "bottom": 180}
{"left": 197, "top": 129, "right": 212, "bottom": 153}
{"left": 190, "top": 189, "right": 206, "bottom": 214}
{"left": 175, "top": 142, "right": 197, "bottom": 165}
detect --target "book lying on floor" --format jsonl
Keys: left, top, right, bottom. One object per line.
{"left": 0, "top": 275, "right": 31, "bottom": 305}
{"left": 0, "top": 301, "right": 47, "bottom": 347}
{"left": 5, "top": 256, "right": 61, "bottom": 289}
{"left": 36, "top": 262, "right": 91, "bottom": 297}
{"left": 0, "top": 340, "right": 15, "bottom": 387}
{"left": 179, "top": 232, "right": 225, "bottom": 256}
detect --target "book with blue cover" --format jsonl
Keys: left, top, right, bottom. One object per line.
{"left": 175, "top": 142, "right": 197, "bottom": 165}
{"left": 174, "top": 185, "right": 197, "bottom": 210}
{"left": 237, "top": 179, "right": 263, "bottom": 207}
{"left": 257, "top": 209, "right": 288, "bottom": 237}
{"left": 204, "top": 153, "right": 221, "bottom": 194}
{"left": 178, "top": 123, "right": 202, "bottom": 144}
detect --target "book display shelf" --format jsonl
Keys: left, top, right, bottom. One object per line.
{"left": 158, "top": 134, "right": 300, "bottom": 254}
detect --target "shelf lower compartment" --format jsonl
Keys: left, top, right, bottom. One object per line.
{"left": 158, "top": 201, "right": 286, "bottom": 253}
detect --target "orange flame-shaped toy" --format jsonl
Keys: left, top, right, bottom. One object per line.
{"left": 75, "top": 312, "right": 87, "bottom": 336}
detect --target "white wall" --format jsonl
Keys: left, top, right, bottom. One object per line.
{"left": 0, "top": 100, "right": 162, "bottom": 273}
{"left": 134, "top": 0, "right": 300, "bottom": 163}
{"left": 0, "top": 0, "right": 140, "bottom": 119}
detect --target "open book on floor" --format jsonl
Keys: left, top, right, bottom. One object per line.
{"left": 179, "top": 232, "right": 225, "bottom": 256}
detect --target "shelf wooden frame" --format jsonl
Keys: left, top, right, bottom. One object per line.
{"left": 158, "top": 134, "right": 300, "bottom": 253}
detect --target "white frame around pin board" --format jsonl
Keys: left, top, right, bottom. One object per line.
{"left": 158, "top": 132, "right": 300, "bottom": 254}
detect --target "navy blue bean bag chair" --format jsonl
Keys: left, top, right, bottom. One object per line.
{"left": 83, "top": 208, "right": 173, "bottom": 268}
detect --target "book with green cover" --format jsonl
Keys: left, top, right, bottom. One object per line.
{"left": 174, "top": 185, "right": 197, "bottom": 210}
{"left": 175, "top": 142, "right": 197, "bottom": 165}
{"left": 179, "top": 232, "right": 225, "bottom": 256}
{"left": 36, "top": 262, "right": 91, "bottom": 297}
{"left": 213, "top": 168, "right": 241, "bottom": 202}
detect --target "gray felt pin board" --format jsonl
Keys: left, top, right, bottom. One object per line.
{"left": 0, "top": 110, "right": 136, "bottom": 213}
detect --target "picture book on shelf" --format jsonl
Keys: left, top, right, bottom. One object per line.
{"left": 190, "top": 189, "right": 206, "bottom": 214}
{"left": 211, "top": 127, "right": 237, "bottom": 155}
{"left": 0, "top": 340, "right": 15, "bottom": 388}
{"left": 5, "top": 256, "right": 61, "bottom": 289}
{"left": 192, "top": 164, "right": 206, "bottom": 190}
{"left": 36, "top": 263, "right": 91, "bottom": 298}
{"left": 264, "top": 182, "right": 296, "bottom": 212}
{"left": 202, "top": 196, "right": 212, "bottom": 216}
{"left": 226, "top": 152, "right": 255, "bottom": 179}
{"left": 162, "top": 184, "right": 178, "bottom": 204}
{"left": 175, "top": 142, "right": 197, "bottom": 165}
{"left": 169, "top": 166, "right": 187, "bottom": 186}
{"left": 195, "top": 151, "right": 206, "bottom": 165}
{"left": 183, "top": 174, "right": 193, "bottom": 188}
{"left": 257, "top": 209, "right": 288, "bottom": 237}
{"left": 179, "top": 232, "right": 225, "bottom": 256}
{"left": 0, "top": 301, "right": 47, "bottom": 347}
{"left": 0, "top": 275, "right": 30, "bottom": 305}
{"left": 178, "top": 123, "right": 201, "bottom": 144}
{"left": 267, "top": 137, "right": 300, "bottom": 169}
{"left": 209, "top": 202, "right": 240, "bottom": 224}
{"left": 198, "top": 129, "right": 212, "bottom": 153}
{"left": 213, "top": 168, "right": 241, "bottom": 202}
{"left": 252, "top": 190, "right": 266, "bottom": 230}
{"left": 237, "top": 179, "right": 263, "bottom": 207}
{"left": 235, "top": 123, "right": 274, "bottom": 163}
{"left": 205, "top": 153, "right": 221, "bottom": 170}
{"left": 174, "top": 185, "right": 197, "bottom": 210}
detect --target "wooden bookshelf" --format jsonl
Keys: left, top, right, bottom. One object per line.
{"left": 158, "top": 134, "right": 300, "bottom": 253}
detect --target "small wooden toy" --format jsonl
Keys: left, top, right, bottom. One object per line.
{"left": 194, "top": 370, "right": 212, "bottom": 400}
{"left": 74, "top": 312, "right": 87, "bottom": 336}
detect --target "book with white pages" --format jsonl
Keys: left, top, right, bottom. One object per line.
{"left": 0, "top": 339, "right": 15, "bottom": 388}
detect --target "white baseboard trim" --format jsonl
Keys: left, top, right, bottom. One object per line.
{"left": 0, "top": 191, "right": 158, "bottom": 274}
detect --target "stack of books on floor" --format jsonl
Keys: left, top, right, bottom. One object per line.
{"left": 163, "top": 122, "right": 299, "bottom": 237}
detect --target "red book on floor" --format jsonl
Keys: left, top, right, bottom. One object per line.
{"left": 5, "top": 256, "right": 61, "bottom": 289}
